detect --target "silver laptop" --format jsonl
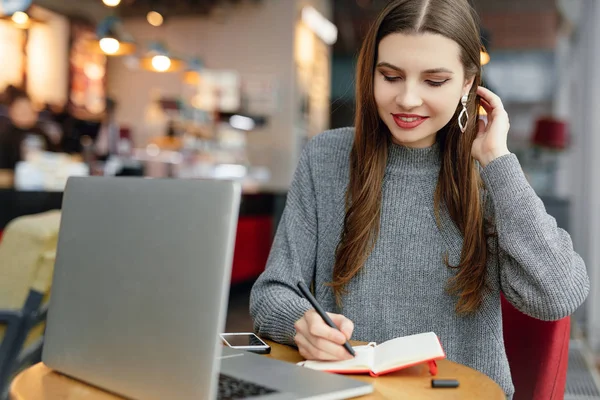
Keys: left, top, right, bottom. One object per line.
{"left": 42, "top": 177, "right": 372, "bottom": 400}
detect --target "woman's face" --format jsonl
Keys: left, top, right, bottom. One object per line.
{"left": 374, "top": 32, "right": 474, "bottom": 148}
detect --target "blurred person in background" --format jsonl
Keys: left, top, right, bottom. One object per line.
{"left": 46, "top": 102, "right": 72, "bottom": 134}
{"left": 0, "top": 85, "right": 19, "bottom": 120}
{"left": 38, "top": 102, "right": 69, "bottom": 147}
{"left": 0, "top": 90, "right": 60, "bottom": 170}
{"left": 250, "top": 0, "right": 589, "bottom": 398}
{"left": 94, "top": 97, "right": 120, "bottom": 160}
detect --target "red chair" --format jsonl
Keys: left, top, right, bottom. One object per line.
{"left": 501, "top": 294, "right": 571, "bottom": 400}
{"left": 230, "top": 216, "right": 273, "bottom": 285}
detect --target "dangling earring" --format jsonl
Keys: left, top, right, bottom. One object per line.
{"left": 458, "top": 94, "right": 469, "bottom": 133}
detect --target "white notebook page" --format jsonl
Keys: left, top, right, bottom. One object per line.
{"left": 373, "top": 332, "right": 443, "bottom": 374}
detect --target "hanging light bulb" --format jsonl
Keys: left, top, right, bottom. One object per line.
{"left": 11, "top": 11, "right": 29, "bottom": 26}
{"left": 103, "top": 0, "right": 121, "bottom": 6}
{"left": 183, "top": 58, "right": 204, "bottom": 85}
{"left": 1, "top": 10, "right": 45, "bottom": 29}
{"left": 152, "top": 55, "right": 172, "bottom": 72}
{"left": 88, "top": 16, "right": 136, "bottom": 56}
{"left": 140, "top": 41, "right": 184, "bottom": 73}
{"left": 480, "top": 46, "right": 491, "bottom": 66}
{"left": 147, "top": 11, "right": 164, "bottom": 27}
{"left": 99, "top": 37, "right": 121, "bottom": 55}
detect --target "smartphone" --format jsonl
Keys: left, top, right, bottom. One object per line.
{"left": 220, "top": 332, "right": 271, "bottom": 354}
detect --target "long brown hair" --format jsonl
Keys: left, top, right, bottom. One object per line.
{"left": 332, "top": 0, "right": 486, "bottom": 314}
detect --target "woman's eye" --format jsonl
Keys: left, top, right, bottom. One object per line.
{"left": 383, "top": 75, "right": 400, "bottom": 82}
{"left": 426, "top": 79, "right": 449, "bottom": 87}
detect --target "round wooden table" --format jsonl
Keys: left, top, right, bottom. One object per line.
{"left": 10, "top": 340, "right": 505, "bottom": 399}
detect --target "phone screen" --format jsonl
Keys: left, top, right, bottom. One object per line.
{"left": 221, "top": 333, "right": 268, "bottom": 347}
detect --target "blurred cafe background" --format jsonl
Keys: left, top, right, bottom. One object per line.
{"left": 0, "top": 0, "right": 599, "bottom": 398}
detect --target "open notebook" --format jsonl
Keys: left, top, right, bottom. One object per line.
{"left": 297, "top": 332, "right": 446, "bottom": 377}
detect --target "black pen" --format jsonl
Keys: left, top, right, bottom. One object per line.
{"left": 297, "top": 281, "right": 356, "bottom": 357}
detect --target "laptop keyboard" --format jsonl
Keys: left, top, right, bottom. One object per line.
{"left": 217, "top": 373, "right": 278, "bottom": 399}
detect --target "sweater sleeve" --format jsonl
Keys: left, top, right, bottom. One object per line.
{"left": 249, "top": 145, "right": 317, "bottom": 345}
{"left": 481, "top": 154, "right": 589, "bottom": 321}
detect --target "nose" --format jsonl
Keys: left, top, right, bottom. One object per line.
{"left": 395, "top": 83, "right": 423, "bottom": 110}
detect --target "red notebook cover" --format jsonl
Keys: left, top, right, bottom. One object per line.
{"left": 299, "top": 332, "right": 446, "bottom": 377}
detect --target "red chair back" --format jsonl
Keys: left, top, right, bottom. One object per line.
{"left": 501, "top": 294, "right": 570, "bottom": 400}
{"left": 230, "top": 216, "right": 272, "bottom": 285}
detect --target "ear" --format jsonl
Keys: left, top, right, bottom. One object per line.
{"left": 462, "top": 76, "right": 475, "bottom": 95}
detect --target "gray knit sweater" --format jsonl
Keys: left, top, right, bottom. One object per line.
{"left": 249, "top": 127, "right": 589, "bottom": 398}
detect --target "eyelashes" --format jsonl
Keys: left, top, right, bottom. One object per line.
{"left": 382, "top": 75, "right": 450, "bottom": 87}
{"left": 426, "top": 79, "right": 450, "bottom": 87}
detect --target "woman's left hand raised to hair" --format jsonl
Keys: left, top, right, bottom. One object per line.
{"left": 471, "top": 86, "right": 511, "bottom": 167}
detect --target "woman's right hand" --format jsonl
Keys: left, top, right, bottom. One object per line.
{"left": 294, "top": 309, "right": 355, "bottom": 361}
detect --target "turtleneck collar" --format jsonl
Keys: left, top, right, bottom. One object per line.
{"left": 386, "top": 140, "right": 441, "bottom": 176}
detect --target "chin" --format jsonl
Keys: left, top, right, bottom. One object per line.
{"left": 387, "top": 126, "right": 435, "bottom": 148}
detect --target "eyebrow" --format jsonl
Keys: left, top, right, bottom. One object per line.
{"left": 376, "top": 62, "right": 454, "bottom": 75}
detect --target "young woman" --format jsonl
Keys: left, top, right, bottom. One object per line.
{"left": 250, "top": 0, "right": 589, "bottom": 397}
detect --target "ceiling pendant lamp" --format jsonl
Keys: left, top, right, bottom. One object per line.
{"left": 480, "top": 45, "right": 491, "bottom": 66}
{"left": 140, "top": 41, "right": 185, "bottom": 73}
{"left": 183, "top": 58, "right": 204, "bottom": 85}
{"left": 0, "top": 0, "right": 41, "bottom": 29}
{"left": 88, "top": 16, "right": 136, "bottom": 56}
